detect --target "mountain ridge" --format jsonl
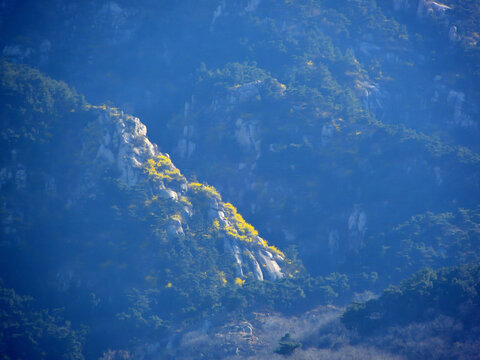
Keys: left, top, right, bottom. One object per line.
{"left": 1, "top": 0, "right": 480, "bottom": 358}
{"left": 83, "top": 104, "right": 287, "bottom": 282}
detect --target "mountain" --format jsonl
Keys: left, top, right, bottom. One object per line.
{"left": 1, "top": 0, "right": 480, "bottom": 359}
{"left": 0, "top": 61, "right": 303, "bottom": 359}
{"left": 168, "top": 61, "right": 480, "bottom": 278}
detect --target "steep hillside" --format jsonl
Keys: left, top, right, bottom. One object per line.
{"left": 1, "top": 0, "right": 480, "bottom": 358}
{"left": 0, "top": 61, "right": 302, "bottom": 358}
{"left": 1, "top": 2, "right": 479, "bottom": 278}
{"left": 169, "top": 60, "right": 480, "bottom": 276}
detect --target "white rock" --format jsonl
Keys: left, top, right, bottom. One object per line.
{"left": 167, "top": 218, "right": 184, "bottom": 237}
{"left": 235, "top": 118, "right": 261, "bottom": 154}
{"left": 449, "top": 26, "right": 458, "bottom": 41}
{"left": 224, "top": 240, "right": 244, "bottom": 278}
{"left": 244, "top": 249, "right": 263, "bottom": 280}
{"left": 348, "top": 206, "right": 367, "bottom": 251}
{"left": 356, "top": 80, "right": 384, "bottom": 112}
{"left": 158, "top": 189, "right": 178, "bottom": 201}
{"left": 91, "top": 110, "right": 175, "bottom": 189}
{"left": 417, "top": 0, "right": 451, "bottom": 19}
{"left": 256, "top": 249, "right": 283, "bottom": 281}
{"left": 15, "top": 165, "right": 26, "bottom": 190}
{"left": 328, "top": 230, "right": 340, "bottom": 255}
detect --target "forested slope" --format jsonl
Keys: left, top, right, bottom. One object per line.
{"left": 1, "top": 0, "right": 479, "bottom": 358}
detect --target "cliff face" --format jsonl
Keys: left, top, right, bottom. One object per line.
{"left": 82, "top": 106, "right": 285, "bottom": 281}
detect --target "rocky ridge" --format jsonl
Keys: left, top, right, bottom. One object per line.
{"left": 83, "top": 105, "right": 285, "bottom": 282}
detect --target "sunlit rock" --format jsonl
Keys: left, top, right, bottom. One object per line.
{"left": 417, "top": 0, "right": 451, "bottom": 20}
{"left": 86, "top": 106, "right": 286, "bottom": 283}
{"left": 167, "top": 218, "right": 184, "bottom": 237}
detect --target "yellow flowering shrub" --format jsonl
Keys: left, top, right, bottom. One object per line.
{"left": 234, "top": 277, "right": 245, "bottom": 286}
{"left": 188, "top": 182, "right": 221, "bottom": 200}
{"left": 144, "top": 155, "right": 182, "bottom": 183}
{"left": 220, "top": 203, "right": 285, "bottom": 257}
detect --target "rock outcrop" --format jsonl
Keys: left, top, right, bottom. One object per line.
{"left": 91, "top": 108, "right": 159, "bottom": 188}
{"left": 84, "top": 106, "right": 284, "bottom": 282}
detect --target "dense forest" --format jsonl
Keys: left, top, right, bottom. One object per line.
{"left": 1, "top": 0, "right": 479, "bottom": 359}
